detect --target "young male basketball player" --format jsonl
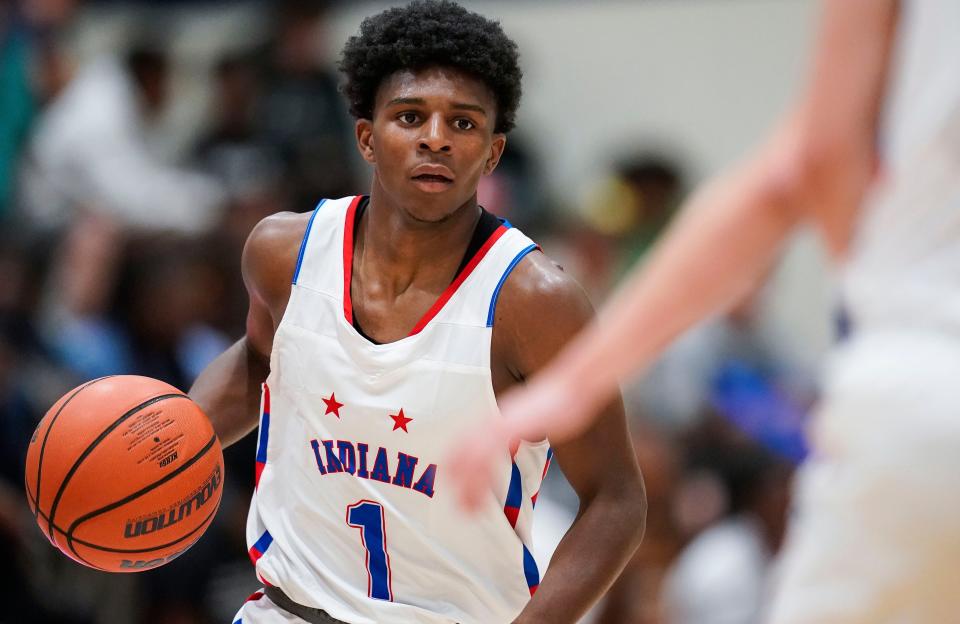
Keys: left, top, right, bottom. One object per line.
{"left": 454, "top": 0, "right": 960, "bottom": 621}
{"left": 189, "top": 2, "right": 646, "bottom": 623}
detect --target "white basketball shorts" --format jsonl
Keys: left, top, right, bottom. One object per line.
{"left": 767, "top": 328, "right": 960, "bottom": 623}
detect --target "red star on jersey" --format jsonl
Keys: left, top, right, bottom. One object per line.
{"left": 322, "top": 393, "right": 343, "bottom": 418}
{"left": 389, "top": 408, "right": 413, "bottom": 433}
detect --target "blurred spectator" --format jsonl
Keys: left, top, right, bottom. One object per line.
{"left": 194, "top": 54, "right": 287, "bottom": 336}
{"left": 257, "top": 0, "right": 357, "bottom": 209}
{"left": 17, "top": 40, "right": 225, "bottom": 234}
{"left": 0, "top": 5, "right": 35, "bottom": 221}
{"left": 551, "top": 153, "right": 685, "bottom": 301}
{"left": 594, "top": 420, "right": 684, "bottom": 624}
{"left": 43, "top": 223, "right": 231, "bottom": 387}
{"left": 585, "top": 155, "right": 684, "bottom": 263}
{"left": 195, "top": 54, "right": 280, "bottom": 202}
{"left": 629, "top": 267, "right": 814, "bottom": 436}
{"left": 0, "top": 0, "right": 76, "bottom": 220}
{"left": 662, "top": 435, "right": 793, "bottom": 624}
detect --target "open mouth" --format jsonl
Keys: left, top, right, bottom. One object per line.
{"left": 412, "top": 174, "right": 453, "bottom": 184}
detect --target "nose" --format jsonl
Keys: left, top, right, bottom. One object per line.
{"left": 418, "top": 114, "right": 451, "bottom": 153}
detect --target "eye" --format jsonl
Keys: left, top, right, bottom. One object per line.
{"left": 398, "top": 112, "right": 419, "bottom": 125}
{"left": 454, "top": 118, "right": 475, "bottom": 131}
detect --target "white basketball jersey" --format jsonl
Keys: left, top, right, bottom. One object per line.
{"left": 245, "top": 196, "right": 552, "bottom": 624}
{"left": 842, "top": 0, "right": 960, "bottom": 333}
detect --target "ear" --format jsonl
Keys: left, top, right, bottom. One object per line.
{"left": 356, "top": 119, "right": 375, "bottom": 164}
{"left": 483, "top": 133, "right": 507, "bottom": 176}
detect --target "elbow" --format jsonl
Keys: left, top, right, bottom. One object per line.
{"left": 760, "top": 130, "right": 870, "bottom": 257}
{"left": 764, "top": 124, "right": 864, "bottom": 215}
{"left": 749, "top": 111, "right": 853, "bottom": 226}
{"left": 754, "top": 144, "right": 818, "bottom": 225}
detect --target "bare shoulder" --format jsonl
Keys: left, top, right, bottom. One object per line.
{"left": 242, "top": 211, "right": 312, "bottom": 313}
{"left": 492, "top": 250, "right": 595, "bottom": 375}
{"left": 497, "top": 250, "right": 594, "bottom": 324}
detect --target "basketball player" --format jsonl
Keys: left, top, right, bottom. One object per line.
{"left": 189, "top": 2, "right": 646, "bottom": 623}
{"left": 453, "top": 0, "right": 960, "bottom": 621}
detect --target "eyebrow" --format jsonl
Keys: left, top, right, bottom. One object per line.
{"left": 386, "top": 97, "right": 488, "bottom": 116}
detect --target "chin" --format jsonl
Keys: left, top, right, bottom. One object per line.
{"left": 403, "top": 203, "right": 459, "bottom": 224}
{"left": 401, "top": 190, "right": 471, "bottom": 223}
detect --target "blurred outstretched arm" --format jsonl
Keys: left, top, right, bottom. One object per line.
{"left": 453, "top": 0, "right": 899, "bottom": 505}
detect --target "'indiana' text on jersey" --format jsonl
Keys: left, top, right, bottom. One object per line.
{"left": 245, "top": 196, "right": 552, "bottom": 624}
{"left": 309, "top": 438, "right": 437, "bottom": 498}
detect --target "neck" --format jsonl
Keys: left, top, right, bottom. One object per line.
{"left": 357, "top": 176, "right": 482, "bottom": 294}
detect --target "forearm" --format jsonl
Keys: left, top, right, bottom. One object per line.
{"left": 518, "top": 154, "right": 800, "bottom": 443}
{"left": 515, "top": 487, "right": 646, "bottom": 623}
{"left": 189, "top": 336, "right": 270, "bottom": 448}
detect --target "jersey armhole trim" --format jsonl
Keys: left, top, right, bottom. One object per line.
{"left": 486, "top": 243, "right": 540, "bottom": 327}
{"left": 292, "top": 198, "right": 328, "bottom": 285}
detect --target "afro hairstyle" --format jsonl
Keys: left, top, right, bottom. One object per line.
{"left": 339, "top": 0, "right": 523, "bottom": 134}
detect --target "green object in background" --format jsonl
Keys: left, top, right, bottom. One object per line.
{"left": 0, "top": 28, "right": 36, "bottom": 219}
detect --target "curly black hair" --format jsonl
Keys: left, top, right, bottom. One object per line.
{"left": 339, "top": 0, "right": 522, "bottom": 134}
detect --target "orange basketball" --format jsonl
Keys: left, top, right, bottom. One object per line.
{"left": 24, "top": 375, "right": 224, "bottom": 573}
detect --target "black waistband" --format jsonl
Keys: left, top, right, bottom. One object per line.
{"left": 264, "top": 586, "right": 349, "bottom": 624}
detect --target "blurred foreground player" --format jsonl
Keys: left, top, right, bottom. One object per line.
{"left": 452, "top": 1, "right": 960, "bottom": 621}
{"left": 190, "top": 2, "right": 645, "bottom": 623}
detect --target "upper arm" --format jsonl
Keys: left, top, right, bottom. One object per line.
{"left": 799, "top": 0, "right": 900, "bottom": 155}
{"left": 241, "top": 212, "right": 311, "bottom": 359}
{"left": 493, "top": 253, "right": 643, "bottom": 504}
{"left": 750, "top": 0, "right": 899, "bottom": 255}
{"left": 797, "top": 2, "right": 899, "bottom": 215}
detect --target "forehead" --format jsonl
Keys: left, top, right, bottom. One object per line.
{"left": 374, "top": 66, "right": 496, "bottom": 111}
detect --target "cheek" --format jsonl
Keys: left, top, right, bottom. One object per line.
{"left": 373, "top": 127, "right": 412, "bottom": 160}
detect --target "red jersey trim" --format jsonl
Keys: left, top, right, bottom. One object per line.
{"left": 408, "top": 224, "right": 508, "bottom": 336}
{"left": 342, "top": 196, "right": 364, "bottom": 324}
{"left": 342, "top": 198, "right": 509, "bottom": 338}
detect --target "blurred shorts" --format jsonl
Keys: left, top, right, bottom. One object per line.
{"left": 767, "top": 328, "right": 960, "bottom": 623}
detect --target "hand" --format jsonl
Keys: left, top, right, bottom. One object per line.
{"left": 449, "top": 375, "right": 587, "bottom": 512}
{"left": 448, "top": 415, "right": 512, "bottom": 513}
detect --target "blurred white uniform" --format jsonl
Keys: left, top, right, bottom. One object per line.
{"left": 768, "top": 1, "right": 960, "bottom": 621}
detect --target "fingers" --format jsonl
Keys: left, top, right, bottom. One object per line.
{"left": 448, "top": 418, "right": 514, "bottom": 512}
{"left": 448, "top": 428, "right": 496, "bottom": 512}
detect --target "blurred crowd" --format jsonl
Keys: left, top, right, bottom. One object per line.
{"left": 1, "top": 1, "right": 815, "bottom": 623}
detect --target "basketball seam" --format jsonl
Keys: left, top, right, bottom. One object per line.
{"left": 45, "top": 393, "right": 188, "bottom": 546}
{"left": 31, "top": 376, "right": 115, "bottom": 528}
{"left": 64, "top": 433, "right": 219, "bottom": 562}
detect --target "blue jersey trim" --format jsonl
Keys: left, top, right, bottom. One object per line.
{"left": 252, "top": 529, "right": 274, "bottom": 555}
{"left": 498, "top": 217, "right": 514, "bottom": 229}
{"left": 255, "top": 410, "right": 270, "bottom": 464}
{"left": 505, "top": 461, "right": 523, "bottom": 509}
{"left": 292, "top": 199, "right": 327, "bottom": 285}
{"left": 522, "top": 544, "right": 540, "bottom": 591}
{"left": 486, "top": 243, "right": 538, "bottom": 327}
